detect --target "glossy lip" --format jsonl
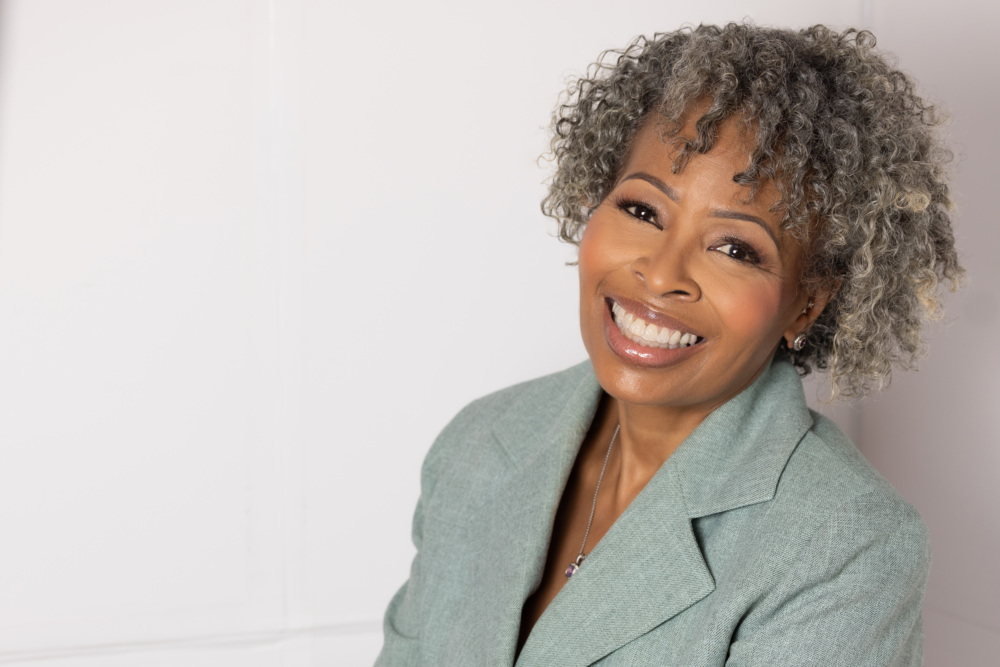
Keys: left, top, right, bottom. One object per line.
{"left": 602, "top": 296, "right": 706, "bottom": 368}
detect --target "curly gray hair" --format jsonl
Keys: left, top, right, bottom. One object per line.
{"left": 543, "top": 23, "right": 963, "bottom": 398}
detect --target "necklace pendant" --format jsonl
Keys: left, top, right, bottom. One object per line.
{"left": 565, "top": 554, "right": 585, "bottom": 579}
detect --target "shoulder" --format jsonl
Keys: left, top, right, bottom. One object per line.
{"left": 698, "top": 392, "right": 930, "bottom": 583}
{"left": 445, "top": 361, "right": 594, "bottom": 427}
{"left": 780, "top": 411, "right": 928, "bottom": 546}
{"left": 426, "top": 360, "right": 592, "bottom": 451}
{"left": 715, "top": 414, "right": 930, "bottom": 664}
{"left": 418, "top": 360, "right": 596, "bottom": 494}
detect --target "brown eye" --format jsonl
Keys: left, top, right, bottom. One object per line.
{"left": 618, "top": 200, "right": 661, "bottom": 228}
{"left": 712, "top": 240, "right": 763, "bottom": 265}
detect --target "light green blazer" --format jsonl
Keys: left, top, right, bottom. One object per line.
{"left": 376, "top": 358, "right": 929, "bottom": 666}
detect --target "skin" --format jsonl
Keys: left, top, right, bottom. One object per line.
{"left": 517, "top": 114, "right": 831, "bottom": 652}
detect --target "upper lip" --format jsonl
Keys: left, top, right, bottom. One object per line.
{"left": 606, "top": 295, "right": 705, "bottom": 339}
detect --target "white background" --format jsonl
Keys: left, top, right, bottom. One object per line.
{"left": 0, "top": 1, "right": 996, "bottom": 665}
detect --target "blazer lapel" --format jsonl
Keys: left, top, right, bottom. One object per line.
{"left": 454, "top": 363, "right": 603, "bottom": 665}
{"left": 670, "top": 358, "right": 814, "bottom": 520}
{"left": 516, "top": 457, "right": 714, "bottom": 666}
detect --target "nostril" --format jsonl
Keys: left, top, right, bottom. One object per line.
{"left": 632, "top": 261, "right": 701, "bottom": 300}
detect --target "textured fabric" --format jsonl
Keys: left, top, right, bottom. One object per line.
{"left": 375, "top": 359, "right": 929, "bottom": 666}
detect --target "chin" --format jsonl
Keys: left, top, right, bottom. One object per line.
{"left": 590, "top": 356, "right": 706, "bottom": 408}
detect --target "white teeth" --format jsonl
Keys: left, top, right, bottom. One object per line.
{"left": 609, "top": 300, "right": 701, "bottom": 350}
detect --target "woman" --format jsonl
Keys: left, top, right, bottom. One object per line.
{"left": 376, "top": 24, "right": 962, "bottom": 666}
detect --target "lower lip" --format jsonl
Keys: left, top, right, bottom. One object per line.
{"left": 602, "top": 304, "right": 704, "bottom": 368}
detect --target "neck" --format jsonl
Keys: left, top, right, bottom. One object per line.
{"left": 606, "top": 400, "right": 709, "bottom": 505}
{"left": 614, "top": 355, "right": 778, "bottom": 476}
{"left": 591, "top": 358, "right": 774, "bottom": 512}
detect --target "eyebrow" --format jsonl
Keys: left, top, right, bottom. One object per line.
{"left": 709, "top": 209, "right": 779, "bottom": 248}
{"left": 621, "top": 172, "right": 680, "bottom": 202}
{"left": 620, "top": 171, "right": 780, "bottom": 248}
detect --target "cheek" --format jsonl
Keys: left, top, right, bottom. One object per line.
{"left": 577, "top": 218, "right": 624, "bottom": 349}
{"left": 578, "top": 214, "right": 630, "bottom": 282}
{"left": 712, "top": 277, "right": 788, "bottom": 341}
{"left": 577, "top": 219, "right": 611, "bottom": 289}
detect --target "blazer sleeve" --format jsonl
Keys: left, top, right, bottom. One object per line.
{"left": 373, "top": 447, "right": 439, "bottom": 666}
{"left": 725, "top": 490, "right": 931, "bottom": 667}
{"left": 373, "top": 494, "right": 424, "bottom": 665}
{"left": 374, "top": 398, "right": 482, "bottom": 666}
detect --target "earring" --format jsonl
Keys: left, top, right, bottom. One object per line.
{"left": 792, "top": 332, "right": 808, "bottom": 351}
{"left": 801, "top": 299, "right": 815, "bottom": 315}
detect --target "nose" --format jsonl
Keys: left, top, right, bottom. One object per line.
{"left": 630, "top": 234, "right": 701, "bottom": 301}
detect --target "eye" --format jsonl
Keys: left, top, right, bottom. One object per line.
{"left": 615, "top": 198, "right": 662, "bottom": 229}
{"left": 711, "top": 237, "right": 763, "bottom": 265}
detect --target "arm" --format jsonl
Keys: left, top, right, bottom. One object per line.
{"left": 373, "top": 398, "right": 482, "bottom": 666}
{"left": 373, "top": 493, "right": 426, "bottom": 666}
{"left": 726, "top": 491, "right": 931, "bottom": 666}
{"left": 374, "top": 443, "right": 440, "bottom": 667}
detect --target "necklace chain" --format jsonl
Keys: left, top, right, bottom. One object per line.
{"left": 565, "top": 424, "right": 619, "bottom": 578}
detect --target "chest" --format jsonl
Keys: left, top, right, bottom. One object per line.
{"left": 420, "top": 505, "right": 766, "bottom": 666}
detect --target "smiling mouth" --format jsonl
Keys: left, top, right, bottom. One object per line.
{"left": 610, "top": 300, "right": 705, "bottom": 349}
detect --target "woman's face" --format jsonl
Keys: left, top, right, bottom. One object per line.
{"left": 578, "top": 116, "right": 811, "bottom": 414}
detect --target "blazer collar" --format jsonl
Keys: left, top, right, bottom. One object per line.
{"left": 473, "top": 358, "right": 812, "bottom": 665}
{"left": 670, "top": 356, "right": 814, "bottom": 518}
{"left": 489, "top": 361, "right": 602, "bottom": 472}
{"left": 489, "top": 357, "right": 814, "bottom": 518}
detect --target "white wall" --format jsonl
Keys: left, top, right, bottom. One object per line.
{"left": 0, "top": 1, "right": 993, "bottom": 665}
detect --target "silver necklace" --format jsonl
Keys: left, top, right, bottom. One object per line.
{"left": 565, "top": 424, "right": 619, "bottom": 578}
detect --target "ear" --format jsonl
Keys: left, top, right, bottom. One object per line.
{"left": 783, "top": 283, "right": 837, "bottom": 350}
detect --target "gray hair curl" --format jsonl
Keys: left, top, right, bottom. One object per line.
{"left": 543, "top": 23, "right": 963, "bottom": 398}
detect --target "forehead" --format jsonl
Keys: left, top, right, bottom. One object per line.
{"left": 619, "top": 115, "right": 780, "bottom": 213}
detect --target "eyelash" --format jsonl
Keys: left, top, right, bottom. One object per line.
{"left": 711, "top": 236, "right": 764, "bottom": 265}
{"left": 615, "top": 197, "right": 661, "bottom": 229}
{"left": 612, "top": 195, "right": 765, "bottom": 266}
